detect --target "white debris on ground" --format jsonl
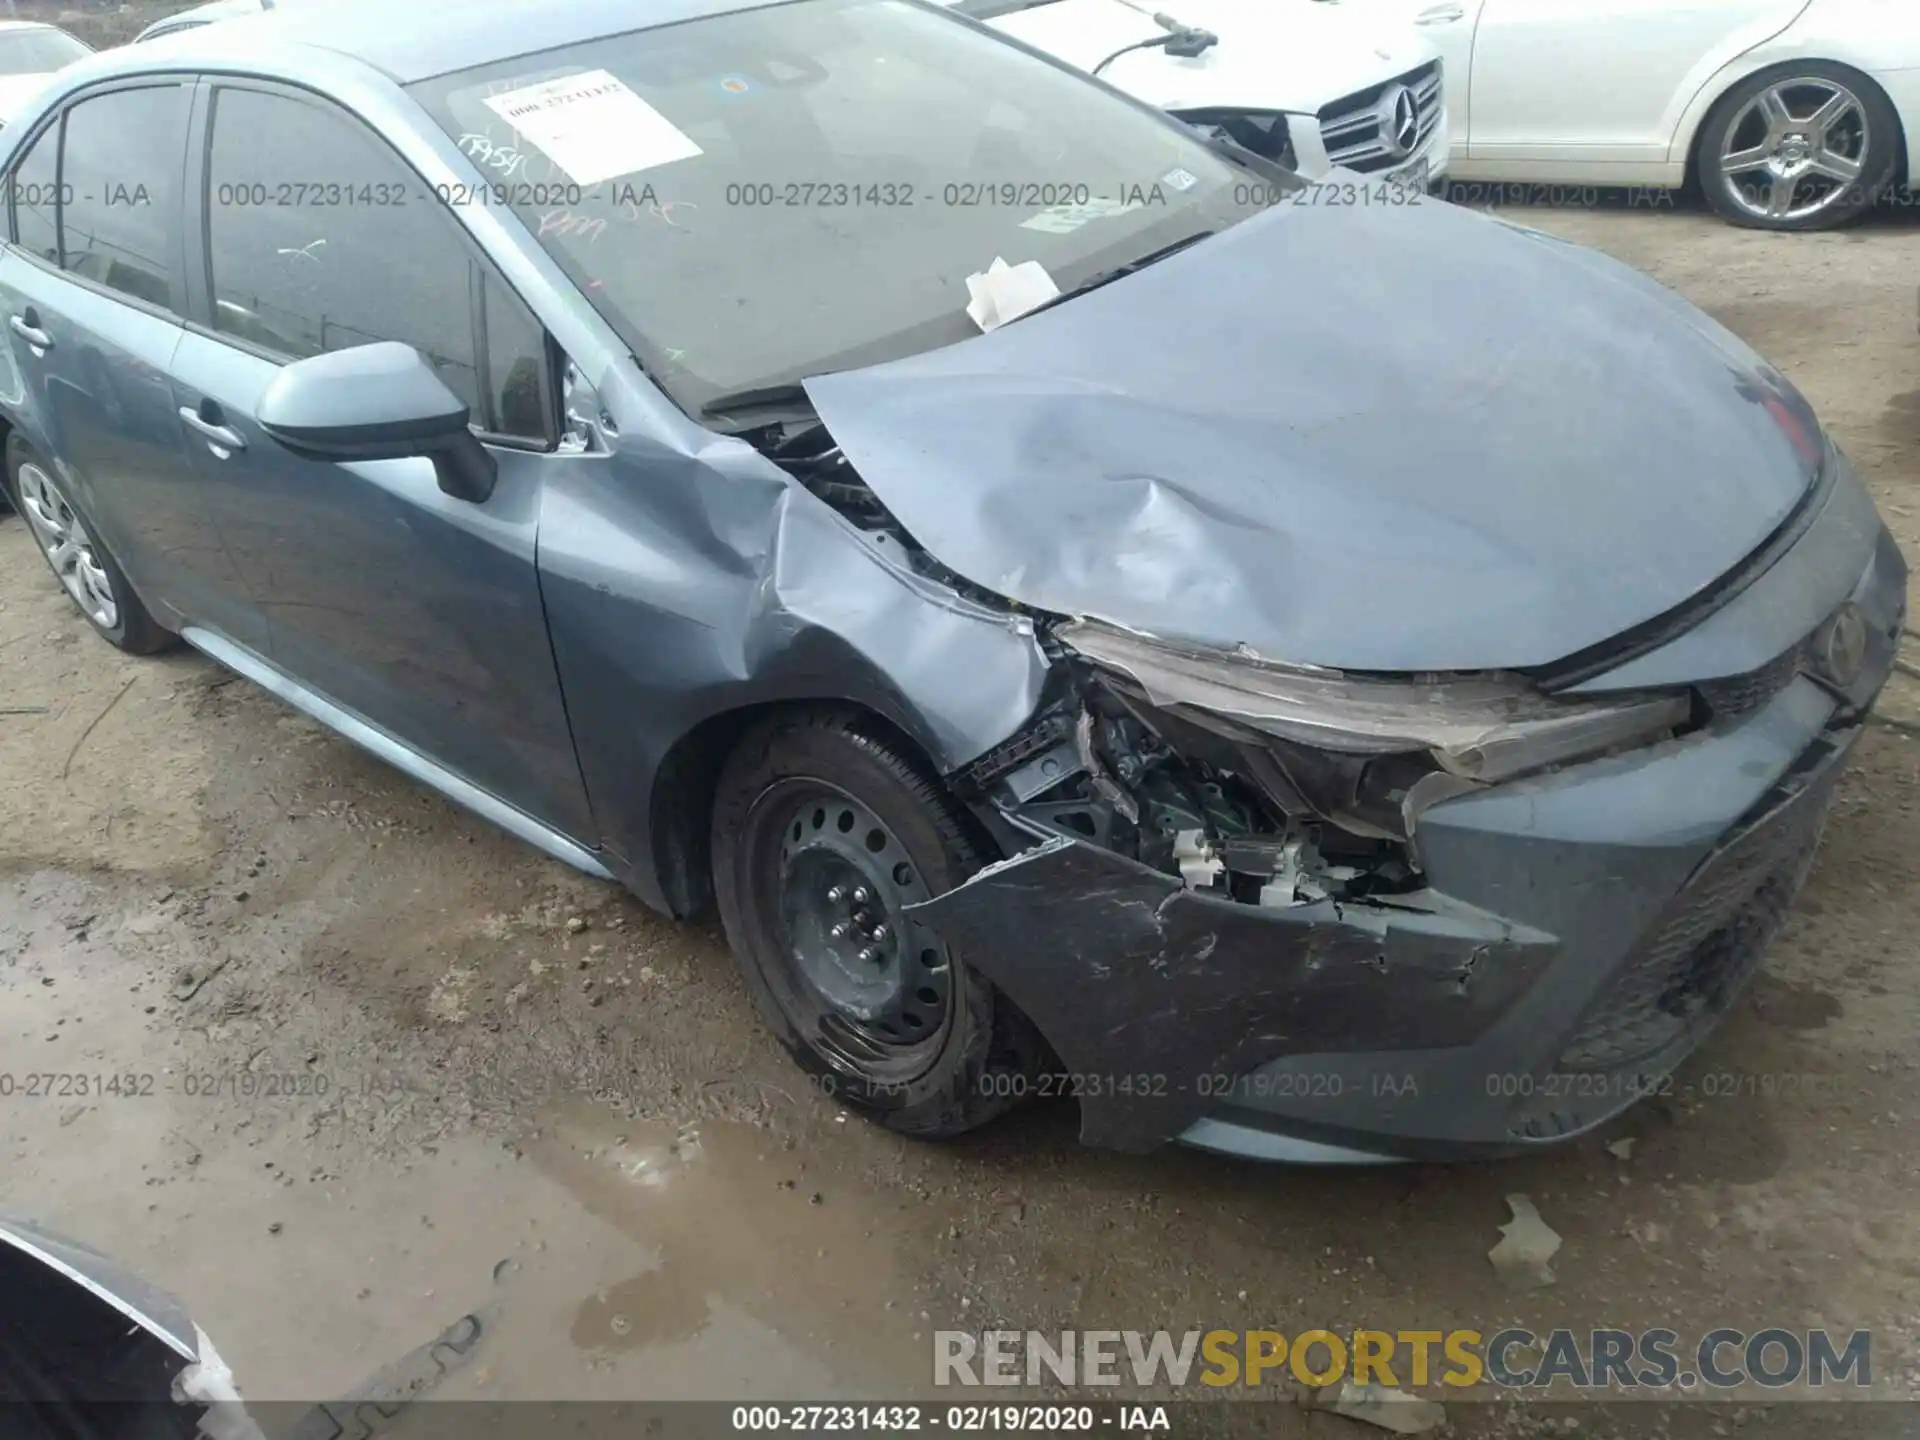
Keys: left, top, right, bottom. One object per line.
{"left": 1325, "top": 1380, "right": 1446, "bottom": 1433}
{"left": 1489, "top": 1192, "right": 1562, "bottom": 1290}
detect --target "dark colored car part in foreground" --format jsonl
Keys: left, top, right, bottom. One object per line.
{"left": 0, "top": 0, "right": 1905, "bottom": 1164}
{"left": 0, "top": 1212, "right": 496, "bottom": 1434}
{"left": 0, "top": 1216, "right": 253, "bottom": 1437}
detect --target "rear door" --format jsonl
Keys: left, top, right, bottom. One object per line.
{"left": 0, "top": 81, "right": 261, "bottom": 646}
{"left": 1465, "top": 0, "right": 1811, "bottom": 163}
{"left": 168, "top": 78, "right": 595, "bottom": 841}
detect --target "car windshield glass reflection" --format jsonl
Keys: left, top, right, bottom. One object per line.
{"left": 408, "top": 0, "right": 1262, "bottom": 412}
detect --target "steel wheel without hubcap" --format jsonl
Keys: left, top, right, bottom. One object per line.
{"left": 762, "top": 779, "right": 956, "bottom": 1086}
{"left": 15, "top": 462, "right": 118, "bottom": 631}
{"left": 1717, "top": 77, "right": 1870, "bottom": 225}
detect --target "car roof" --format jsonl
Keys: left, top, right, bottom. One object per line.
{"left": 133, "top": 0, "right": 816, "bottom": 84}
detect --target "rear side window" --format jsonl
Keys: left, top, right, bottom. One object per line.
{"left": 6, "top": 119, "right": 59, "bottom": 262}
{"left": 2, "top": 85, "right": 188, "bottom": 312}
{"left": 2, "top": 84, "right": 191, "bottom": 312}
{"left": 58, "top": 85, "right": 189, "bottom": 311}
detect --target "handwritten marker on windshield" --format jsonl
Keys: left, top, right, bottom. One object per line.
{"left": 277, "top": 239, "right": 326, "bottom": 261}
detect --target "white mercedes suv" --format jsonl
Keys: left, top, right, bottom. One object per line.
{"left": 941, "top": 0, "right": 1449, "bottom": 184}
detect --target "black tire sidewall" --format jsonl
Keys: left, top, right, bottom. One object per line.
{"left": 1699, "top": 63, "right": 1900, "bottom": 230}
{"left": 711, "top": 713, "right": 1025, "bottom": 1136}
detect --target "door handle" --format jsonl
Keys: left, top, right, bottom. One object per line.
{"left": 178, "top": 406, "right": 247, "bottom": 455}
{"left": 1416, "top": 2, "right": 1465, "bottom": 22}
{"left": 9, "top": 313, "right": 51, "bottom": 350}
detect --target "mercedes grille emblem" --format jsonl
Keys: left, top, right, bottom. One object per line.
{"left": 1379, "top": 83, "right": 1420, "bottom": 160}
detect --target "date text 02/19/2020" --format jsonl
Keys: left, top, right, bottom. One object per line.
{"left": 0, "top": 1071, "right": 338, "bottom": 1100}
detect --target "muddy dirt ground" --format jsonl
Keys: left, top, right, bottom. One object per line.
{"left": 4, "top": 198, "right": 1920, "bottom": 1438}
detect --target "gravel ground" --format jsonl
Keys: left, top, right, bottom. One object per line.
{"left": 2, "top": 194, "right": 1919, "bottom": 1438}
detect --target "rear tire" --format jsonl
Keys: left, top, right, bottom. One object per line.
{"left": 4, "top": 434, "right": 174, "bottom": 654}
{"left": 711, "top": 709, "right": 1042, "bottom": 1139}
{"left": 1697, "top": 61, "right": 1900, "bottom": 231}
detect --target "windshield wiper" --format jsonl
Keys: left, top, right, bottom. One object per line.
{"left": 699, "top": 381, "right": 818, "bottom": 424}
{"left": 1008, "top": 230, "right": 1215, "bottom": 323}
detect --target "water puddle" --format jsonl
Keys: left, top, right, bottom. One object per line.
{"left": 466, "top": 1103, "right": 934, "bottom": 1399}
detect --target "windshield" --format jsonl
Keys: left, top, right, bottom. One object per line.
{"left": 0, "top": 27, "right": 89, "bottom": 75}
{"left": 408, "top": 0, "right": 1269, "bottom": 413}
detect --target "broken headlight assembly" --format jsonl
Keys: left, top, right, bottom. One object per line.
{"left": 962, "top": 619, "right": 1694, "bottom": 910}
{"left": 1055, "top": 619, "right": 1691, "bottom": 787}
{"left": 1176, "top": 108, "right": 1299, "bottom": 171}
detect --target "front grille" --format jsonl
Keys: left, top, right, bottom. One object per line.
{"left": 1554, "top": 751, "right": 1840, "bottom": 1072}
{"left": 1318, "top": 62, "right": 1443, "bottom": 173}
{"left": 1697, "top": 641, "right": 1807, "bottom": 721}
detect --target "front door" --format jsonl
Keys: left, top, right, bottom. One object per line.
{"left": 169, "top": 79, "right": 595, "bottom": 842}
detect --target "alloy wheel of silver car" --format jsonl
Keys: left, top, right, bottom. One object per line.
{"left": 1717, "top": 77, "right": 1871, "bottom": 225}
{"left": 15, "top": 461, "right": 120, "bottom": 632}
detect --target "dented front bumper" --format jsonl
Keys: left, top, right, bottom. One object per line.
{"left": 907, "top": 529, "right": 1906, "bottom": 1160}
{"left": 914, "top": 684, "right": 1858, "bottom": 1157}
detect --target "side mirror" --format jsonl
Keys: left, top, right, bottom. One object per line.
{"left": 255, "top": 341, "right": 498, "bottom": 503}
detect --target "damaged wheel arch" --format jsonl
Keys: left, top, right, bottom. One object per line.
{"left": 648, "top": 696, "right": 1006, "bottom": 921}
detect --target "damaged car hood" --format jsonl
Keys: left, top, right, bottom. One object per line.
{"left": 803, "top": 196, "right": 1824, "bottom": 673}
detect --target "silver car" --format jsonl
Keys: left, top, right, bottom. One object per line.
{"left": 0, "top": 0, "right": 1904, "bottom": 1163}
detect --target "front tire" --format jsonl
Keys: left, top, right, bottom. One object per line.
{"left": 3, "top": 434, "right": 173, "bottom": 654}
{"left": 711, "top": 710, "right": 1041, "bottom": 1139}
{"left": 1698, "top": 62, "right": 1901, "bottom": 231}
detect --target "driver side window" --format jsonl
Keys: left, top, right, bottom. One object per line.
{"left": 202, "top": 85, "right": 554, "bottom": 444}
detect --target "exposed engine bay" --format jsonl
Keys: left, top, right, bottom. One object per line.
{"left": 751, "top": 410, "right": 1453, "bottom": 910}
{"left": 958, "top": 692, "right": 1431, "bottom": 907}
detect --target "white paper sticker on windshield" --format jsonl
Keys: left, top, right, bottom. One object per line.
{"left": 483, "top": 69, "right": 702, "bottom": 186}
{"left": 1019, "top": 196, "right": 1140, "bottom": 235}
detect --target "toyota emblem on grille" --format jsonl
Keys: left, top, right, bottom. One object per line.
{"left": 1379, "top": 83, "right": 1420, "bottom": 159}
